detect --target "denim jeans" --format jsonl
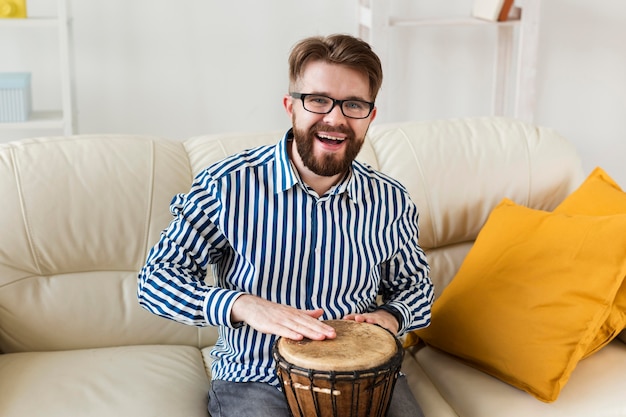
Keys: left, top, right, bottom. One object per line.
{"left": 208, "top": 375, "right": 425, "bottom": 417}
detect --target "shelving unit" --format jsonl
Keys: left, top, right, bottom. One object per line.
{"left": 0, "top": 0, "right": 75, "bottom": 136}
{"left": 358, "top": 0, "right": 541, "bottom": 122}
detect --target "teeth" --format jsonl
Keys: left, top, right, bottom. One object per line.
{"left": 318, "top": 133, "right": 344, "bottom": 141}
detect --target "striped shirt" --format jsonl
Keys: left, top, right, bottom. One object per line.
{"left": 138, "top": 129, "right": 433, "bottom": 387}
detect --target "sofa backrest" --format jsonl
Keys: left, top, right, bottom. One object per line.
{"left": 0, "top": 135, "right": 216, "bottom": 353}
{"left": 0, "top": 117, "right": 584, "bottom": 353}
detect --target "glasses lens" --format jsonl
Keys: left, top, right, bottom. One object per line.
{"left": 303, "top": 95, "right": 333, "bottom": 113}
{"left": 342, "top": 100, "right": 371, "bottom": 119}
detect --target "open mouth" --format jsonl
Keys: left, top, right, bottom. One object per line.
{"left": 316, "top": 133, "right": 346, "bottom": 145}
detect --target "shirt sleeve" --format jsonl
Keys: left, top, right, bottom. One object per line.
{"left": 137, "top": 170, "right": 242, "bottom": 328}
{"left": 379, "top": 198, "right": 434, "bottom": 336}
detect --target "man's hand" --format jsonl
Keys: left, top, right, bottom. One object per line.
{"left": 343, "top": 310, "right": 399, "bottom": 335}
{"left": 230, "top": 294, "right": 337, "bottom": 341}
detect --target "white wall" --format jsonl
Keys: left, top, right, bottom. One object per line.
{"left": 2, "top": 0, "right": 625, "bottom": 185}
{"left": 536, "top": 0, "right": 626, "bottom": 186}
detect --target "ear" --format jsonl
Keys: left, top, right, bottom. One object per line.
{"left": 283, "top": 94, "right": 294, "bottom": 118}
{"left": 369, "top": 106, "right": 377, "bottom": 123}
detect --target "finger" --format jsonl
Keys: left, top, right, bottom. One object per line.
{"left": 345, "top": 314, "right": 367, "bottom": 323}
{"left": 295, "top": 314, "right": 337, "bottom": 340}
{"left": 235, "top": 297, "right": 336, "bottom": 340}
{"left": 304, "top": 308, "right": 325, "bottom": 319}
{"left": 343, "top": 313, "right": 386, "bottom": 329}
{"left": 262, "top": 309, "right": 334, "bottom": 341}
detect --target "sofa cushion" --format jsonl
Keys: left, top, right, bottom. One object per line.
{"left": 0, "top": 136, "right": 217, "bottom": 353}
{"left": 553, "top": 167, "right": 626, "bottom": 348}
{"left": 410, "top": 198, "right": 626, "bottom": 402}
{"left": 414, "top": 340, "right": 626, "bottom": 417}
{"left": 0, "top": 345, "right": 211, "bottom": 417}
{"left": 0, "top": 271, "right": 217, "bottom": 353}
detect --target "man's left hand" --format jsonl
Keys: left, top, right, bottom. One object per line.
{"left": 343, "top": 310, "right": 399, "bottom": 335}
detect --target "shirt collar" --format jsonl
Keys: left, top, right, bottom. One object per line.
{"left": 274, "top": 129, "right": 298, "bottom": 193}
{"left": 274, "top": 128, "right": 359, "bottom": 202}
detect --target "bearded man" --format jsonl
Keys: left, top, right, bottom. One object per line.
{"left": 138, "top": 34, "right": 433, "bottom": 417}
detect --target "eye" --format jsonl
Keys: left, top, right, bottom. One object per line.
{"left": 307, "top": 95, "right": 332, "bottom": 106}
{"left": 345, "top": 101, "right": 368, "bottom": 111}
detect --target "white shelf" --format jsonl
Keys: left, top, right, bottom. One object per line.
{"left": 0, "top": 17, "right": 59, "bottom": 28}
{"left": 358, "top": 0, "right": 540, "bottom": 123}
{"left": 388, "top": 16, "right": 520, "bottom": 27}
{"left": 0, "top": 0, "right": 75, "bottom": 136}
{"left": 0, "top": 111, "right": 64, "bottom": 130}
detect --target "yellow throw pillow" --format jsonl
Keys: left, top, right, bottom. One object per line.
{"left": 554, "top": 167, "right": 626, "bottom": 351}
{"left": 410, "top": 198, "right": 626, "bottom": 402}
{"left": 554, "top": 167, "right": 626, "bottom": 215}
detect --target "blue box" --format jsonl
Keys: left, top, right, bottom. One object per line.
{"left": 0, "top": 72, "right": 32, "bottom": 122}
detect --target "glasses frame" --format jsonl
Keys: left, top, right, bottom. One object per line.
{"left": 289, "top": 92, "right": 375, "bottom": 120}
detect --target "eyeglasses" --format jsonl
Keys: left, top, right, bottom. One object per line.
{"left": 290, "top": 93, "right": 375, "bottom": 119}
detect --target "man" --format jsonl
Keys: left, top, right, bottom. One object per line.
{"left": 138, "top": 34, "right": 433, "bottom": 417}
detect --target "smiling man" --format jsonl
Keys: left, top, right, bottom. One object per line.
{"left": 138, "top": 34, "right": 433, "bottom": 417}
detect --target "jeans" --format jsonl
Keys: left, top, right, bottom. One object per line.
{"left": 208, "top": 375, "right": 425, "bottom": 417}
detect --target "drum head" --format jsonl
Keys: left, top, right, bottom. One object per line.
{"left": 276, "top": 320, "right": 398, "bottom": 372}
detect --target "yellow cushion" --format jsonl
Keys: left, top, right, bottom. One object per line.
{"left": 554, "top": 167, "right": 626, "bottom": 215}
{"left": 554, "top": 167, "right": 626, "bottom": 352}
{"left": 410, "top": 198, "right": 626, "bottom": 402}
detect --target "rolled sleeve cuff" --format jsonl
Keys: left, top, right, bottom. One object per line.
{"left": 377, "top": 304, "right": 405, "bottom": 335}
{"left": 205, "top": 288, "right": 244, "bottom": 328}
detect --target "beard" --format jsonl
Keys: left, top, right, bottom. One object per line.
{"left": 292, "top": 119, "right": 365, "bottom": 177}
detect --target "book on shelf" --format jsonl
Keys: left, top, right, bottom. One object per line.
{"left": 0, "top": 0, "right": 27, "bottom": 18}
{"left": 472, "top": 0, "right": 516, "bottom": 22}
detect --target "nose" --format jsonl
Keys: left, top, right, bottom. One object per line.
{"left": 322, "top": 102, "right": 348, "bottom": 126}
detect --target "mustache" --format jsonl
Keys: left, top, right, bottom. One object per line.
{"left": 310, "top": 122, "right": 355, "bottom": 138}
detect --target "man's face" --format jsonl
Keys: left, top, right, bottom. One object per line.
{"left": 284, "top": 61, "right": 377, "bottom": 178}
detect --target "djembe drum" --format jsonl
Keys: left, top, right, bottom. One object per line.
{"left": 273, "top": 320, "right": 404, "bottom": 417}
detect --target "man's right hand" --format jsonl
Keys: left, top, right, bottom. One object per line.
{"left": 230, "top": 294, "right": 337, "bottom": 341}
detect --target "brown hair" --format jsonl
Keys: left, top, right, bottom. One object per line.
{"left": 288, "top": 34, "right": 383, "bottom": 101}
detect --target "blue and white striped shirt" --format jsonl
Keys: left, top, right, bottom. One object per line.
{"left": 138, "top": 129, "right": 433, "bottom": 386}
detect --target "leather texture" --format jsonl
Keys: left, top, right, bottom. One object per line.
{"left": 1, "top": 117, "right": 623, "bottom": 417}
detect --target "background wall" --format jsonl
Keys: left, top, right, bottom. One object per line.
{"left": 1, "top": 0, "right": 625, "bottom": 185}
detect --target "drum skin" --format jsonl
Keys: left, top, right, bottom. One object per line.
{"left": 273, "top": 320, "right": 404, "bottom": 417}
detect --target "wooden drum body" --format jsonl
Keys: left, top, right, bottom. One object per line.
{"left": 273, "top": 320, "right": 404, "bottom": 417}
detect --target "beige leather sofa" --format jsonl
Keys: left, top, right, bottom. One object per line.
{"left": 1, "top": 117, "right": 625, "bottom": 417}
